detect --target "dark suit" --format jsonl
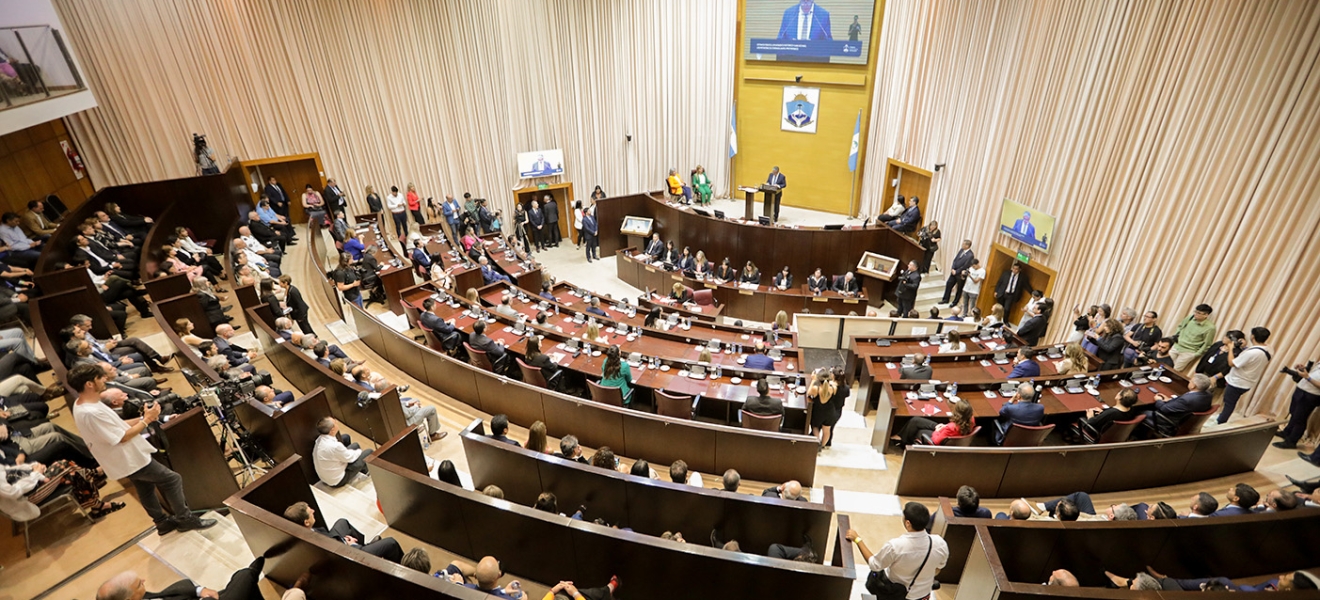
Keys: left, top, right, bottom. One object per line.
{"left": 899, "top": 363, "right": 932, "bottom": 380}
{"left": 995, "top": 401, "right": 1045, "bottom": 445}
{"left": 1093, "top": 333, "right": 1126, "bottom": 371}
{"left": 1148, "top": 390, "right": 1212, "bottom": 433}
{"left": 892, "top": 205, "right": 921, "bottom": 233}
{"left": 144, "top": 559, "right": 263, "bottom": 599}
{"left": 264, "top": 182, "right": 291, "bottom": 216}
{"left": 762, "top": 485, "right": 807, "bottom": 501}
{"left": 214, "top": 336, "right": 249, "bottom": 367}
{"left": 740, "top": 270, "right": 761, "bottom": 284}
{"left": 1008, "top": 360, "right": 1040, "bottom": 379}
{"left": 743, "top": 394, "right": 784, "bottom": 418}
{"left": 324, "top": 184, "right": 346, "bottom": 215}
{"left": 834, "top": 276, "right": 860, "bottom": 294}
{"left": 469, "top": 333, "right": 505, "bottom": 359}
{"left": 249, "top": 219, "right": 286, "bottom": 249}
{"left": 1210, "top": 505, "right": 1253, "bottom": 518}
{"left": 765, "top": 171, "right": 787, "bottom": 220}
{"left": 1016, "top": 315, "right": 1048, "bottom": 346}
{"left": 777, "top": 4, "right": 832, "bottom": 40}
{"left": 895, "top": 270, "right": 921, "bottom": 316}
{"left": 994, "top": 271, "right": 1028, "bottom": 314}
{"left": 644, "top": 238, "right": 665, "bottom": 258}
{"left": 420, "top": 312, "right": 455, "bottom": 335}
{"left": 315, "top": 519, "right": 403, "bottom": 562}
{"left": 807, "top": 274, "right": 827, "bottom": 293}
{"left": 941, "top": 248, "right": 976, "bottom": 305}
{"left": 773, "top": 272, "right": 793, "bottom": 289}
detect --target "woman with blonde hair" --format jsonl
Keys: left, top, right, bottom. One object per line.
{"left": 773, "top": 310, "right": 791, "bottom": 332}
{"left": 526, "top": 421, "right": 550, "bottom": 454}
{"left": 1058, "top": 342, "right": 1089, "bottom": 376}
{"left": 692, "top": 165, "right": 712, "bottom": 205}
{"left": 364, "top": 185, "right": 382, "bottom": 213}
{"left": 465, "top": 287, "right": 480, "bottom": 306}
{"left": 807, "top": 369, "right": 839, "bottom": 449}
{"left": 982, "top": 303, "right": 1004, "bottom": 329}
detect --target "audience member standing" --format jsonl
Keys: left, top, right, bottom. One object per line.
{"left": 846, "top": 502, "right": 948, "bottom": 600}
{"left": 993, "top": 262, "right": 1028, "bottom": 318}
{"left": 1274, "top": 359, "right": 1320, "bottom": 449}
{"left": 940, "top": 240, "right": 975, "bottom": 306}
{"left": 1169, "top": 304, "right": 1217, "bottom": 371}
{"left": 917, "top": 221, "right": 941, "bottom": 274}
{"left": 1217, "top": 327, "right": 1272, "bottom": 424}
{"left": 582, "top": 206, "right": 599, "bottom": 262}
{"left": 543, "top": 194, "right": 561, "bottom": 247}
{"left": 386, "top": 185, "right": 408, "bottom": 240}
{"left": 895, "top": 261, "right": 921, "bottom": 317}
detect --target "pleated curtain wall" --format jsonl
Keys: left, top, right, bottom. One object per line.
{"left": 860, "top": 0, "right": 1320, "bottom": 418}
{"left": 53, "top": 0, "right": 737, "bottom": 217}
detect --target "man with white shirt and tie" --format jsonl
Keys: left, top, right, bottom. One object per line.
{"left": 765, "top": 166, "right": 787, "bottom": 221}
{"left": 940, "top": 240, "right": 976, "bottom": 306}
{"left": 777, "top": 0, "right": 833, "bottom": 41}
{"left": 1012, "top": 211, "right": 1037, "bottom": 241}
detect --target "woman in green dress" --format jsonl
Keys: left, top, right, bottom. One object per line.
{"left": 599, "top": 345, "right": 633, "bottom": 404}
{"left": 692, "top": 165, "right": 713, "bottom": 205}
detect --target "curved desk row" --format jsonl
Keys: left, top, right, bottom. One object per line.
{"left": 401, "top": 283, "right": 813, "bottom": 432}
{"left": 894, "top": 420, "right": 1278, "bottom": 498}
{"left": 616, "top": 249, "right": 867, "bottom": 322}
{"left": 595, "top": 192, "right": 923, "bottom": 294}
{"left": 953, "top": 504, "right": 1320, "bottom": 598}
{"left": 459, "top": 419, "right": 835, "bottom": 558}
{"left": 846, "top": 328, "right": 1027, "bottom": 382}
{"left": 370, "top": 426, "right": 857, "bottom": 600}
{"left": 344, "top": 298, "right": 822, "bottom": 485}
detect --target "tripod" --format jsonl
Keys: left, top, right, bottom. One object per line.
{"left": 207, "top": 405, "right": 271, "bottom": 486}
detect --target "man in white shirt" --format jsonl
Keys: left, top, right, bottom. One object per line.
{"left": 233, "top": 238, "right": 280, "bottom": 277}
{"left": 961, "top": 260, "right": 985, "bottom": 317}
{"left": 313, "top": 417, "right": 371, "bottom": 487}
{"left": 1273, "top": 359, "right": 1320, "bottom": 449}
{"left": 846, "top": 502, "right": 949, "bottom": 600}
{"left": 1217, "top": 326, "right": 1272, "bottom": 424}
{"left": 237, "top": 226, "right": 282, "bottom": 266}
{"left": 0, "top": 212, "right": 42, "bottom": 267}
{"left": 386, "top": 185, "right": 408, "bottom": 239}
{"left": 68, "top": 363, "right": 215, "bottom": 534}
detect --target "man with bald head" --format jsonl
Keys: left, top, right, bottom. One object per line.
{"left": 1048, "top": 569, "right": 1080, "bottom": 587}
{"left": 994, "top": 381, "right": 1043, "bottom": 445}
{"left": 212, "top": 323, "right": 256, "bottom": 371}
{"left": 762, "top": 480, "right": 806, "bottom": 501}
{"left": 437, "top": 556, "right": 520, "bottom": 598}
{"left": 96, "top": 557, "right": 264, "bottom": 600}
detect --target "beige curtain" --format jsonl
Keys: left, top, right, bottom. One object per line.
{"left": 53, "top": 0, "right": 736, "bottom": 219}
{"left": 861, "top": 0, "right": 1320, "bottom": 418}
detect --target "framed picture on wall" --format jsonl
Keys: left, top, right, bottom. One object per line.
{"left": 782, "top": 86, "right": 821, "bottom": 133}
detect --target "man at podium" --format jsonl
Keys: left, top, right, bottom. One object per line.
{"left": 764, "top": 166, "right": 787, "bottom": 221}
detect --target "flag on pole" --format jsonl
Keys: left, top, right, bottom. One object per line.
{"left": 729, "top": 102, "right": 738, "bottom": 159}
{"left": 848, "top": 110, "right": 861, "bottom": 172}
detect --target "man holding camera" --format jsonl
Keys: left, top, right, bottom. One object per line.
{"left": 1275, "top": 360, "right": 1320, "bottom": 451}
{"left": 1217, "top": 326, "right": 1272, "bottom": 425}
{"left": 69, "top": 363, "right": 216, "bottom": 535}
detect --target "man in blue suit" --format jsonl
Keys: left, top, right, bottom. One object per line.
{"left": 892, "top": 196, "right": 922, "bottom": 233}
{"left": 1012, "top": 211, "right": 1037, "bottom": 241}
{"left": 1145, "top": 373, "right": 1214, "bottom": 435}
{"left": 478, "top": 256, "right": 511, "bottom": 285}
{"left": 1210, "top": 483, "right": 1259, "bottom": 516}
{"left": 777, "top": 0, "right": 832, "bottom": 40}
{"left": 995, "top": 382, "right": 1044, "bottom": 445}
{"left": 1007, "top": 348, "right": 1041, "bottom": 378}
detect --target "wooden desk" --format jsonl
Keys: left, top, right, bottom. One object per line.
{"left": 352, "top": 221, "right": 415, "bottom": 315}
{"left": 231, "top": 388, "right": 334, "bottom": 484}
{"left": 595, "top": 193, "right": 924, "bottom": 282}
{"left": 951, "top": 506, "right": 1320, "bottom": 598}
{"left": 847, "top": 329, "right": 1027, "bottom": 382}
{"left": 459, "top": 419, "right": 835, "bottom": 558}
{"left": 616, "top": 250, "right": 866, "bottom": 322}
{"left": 346, "top": 300, "right": 821, "bottom": 485}
{"left": 475, "top": 234, "right": 543, "bottom": 292}
{"left": 371, "top": 427, "right": 856, "bottom": 600}
{"left": 896, "top": 420, "right": 1277, "bottom": 499}
{"left": 158, "top": 406, "right": 239, "bottom": 510}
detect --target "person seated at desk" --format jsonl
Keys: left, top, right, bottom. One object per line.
{"left": 1007, "top": 347, "right": 1041, "bottom": 378}
{"left": 479, "top": 256, "right": 512, "bottom": 285}
{"left": 939, "top": 330, "right": 967, "bottom": 353}
{"left": 644, "top": 233, "right": 664, "bottom": 259}
{"left": 761, "top": 480, "right": 806, "bottom": 501}
{"left": 283, "top": 501, "right": 403, "bottom": 563}
{"left": 744, "top": 342, "right": 775, "bottom": 371}
{"left": 555, "top": 434, "right": 589, "bottom": 464}
{"left": 535, "top": 311, "right": 563, "bottom": 333}
{"left": 312, "top": 417, "right": 371, "bottom": 487}
{"left": 899, "top": 354, "right": 932, "bottom": 380}
{"left": 806, "top": 268, "right": 828, "bottom": 294}
{"left": 892, "top": 394, "right": 974, "bottom": 447}
{"left": 743, "top": 378, "right": 784, "bottom": 419}
{"left": 1067, "top": 388, "right": 1138, "bottom": 443}
{"left": 690, "top": 251, "right": 712, "bottom": 278}
{"left": 1144, "top": 373, "right": 1213, "bottom": 435}
{"left": 891, "top": 196, "right": 922, "bottom": 233}
{"left": 524, "top": 336, "right": 561, "bottom": 380}
{"left": 585, "top": 297, "right": 609, "bottom": 318}
{"left": 772, "top": 266, "right": 793, "bottom": 290}
{"left": 410, "top": 237, "right": 443, "bottom": 270}
{"left": 739, "top": 261, "right": 761, "bottom": 285}
{"left": 1110, "top": 566, "right": 1319, "bottom": 593}
{"left": 661, "top": 240, "right": 680, "bottom": 267}
{"left": 342, "top": 231, "right": 366, "bottom": 262}
{"left": 469, "top": 320, "right": 506, "bottom": 360}
{"left": 666, "top": 168, "right": 690, "bottom": 204}
{"left": 495, "top": 294, "right": 519, "bottom": 318}
{"left": 714, "top": 258, "right": 736, "bottom": 283}
{"left": 538, "top": 281, "right": 556, "bottom": 302}
{"left": 673, "top": 246, "right": 694, "bottom": 272}
{"left": 1211, "top": 483, "right": 1260, "bottom": 517}
{"left": 833, "top": 271, "right": 861, "bottom": 296}
{"left": 599, "top": 346, "right": 632, "bottom": 404}
{"left": 488, "top": 414, "right": 520, "bottom": 447}
{"left": 994, "top": 382, "right": 1043, "bottom": 445}
{"left": 420, "top": 298, "right": 457, "bottom": 335}
{"left": 643, "top": 307, "right": 663, "bottom": 328}
{"left": 669, "top": 282, "right": 694, "bottom": 304}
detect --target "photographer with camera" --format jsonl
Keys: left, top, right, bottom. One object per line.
{"left": 1217, "top": 326, "right": 1272, "bottom": 425}
{"left": 193, "top": 133, "right": 218, "bottom": 175}
{"left": 1274, "top": 359, "right": 1319, "bottom": 451}
{"left": 70, "top": 363, "right": 216, "bottom": 534}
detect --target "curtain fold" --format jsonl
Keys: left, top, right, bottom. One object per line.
{"left": 54, "top": 0, "right": 737, "bottom": 219}
{"left": 861, "top": 0, "right": 1320, "bottom": 417}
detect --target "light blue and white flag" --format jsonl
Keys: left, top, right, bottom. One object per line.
{"left": 848, "top": 110, "right": 861, "bottom": 172}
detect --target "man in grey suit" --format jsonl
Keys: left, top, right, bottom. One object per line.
{"left": 900, "top": 354, "right": 933, "bottom": 379}
{"left": 743, "top": 379, "right": 785, "bottom": 418}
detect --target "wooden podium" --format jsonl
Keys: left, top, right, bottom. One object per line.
{"left": 761, "top": 184, "right": 782, "bottom": 221}
{"left": 738, "top": 187, "right": 759, "bottom": 220}
{"left": 514, "top": 182, "right": 574, "bottom": 243}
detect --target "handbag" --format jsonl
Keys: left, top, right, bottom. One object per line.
{"left": 865, "top": 537, "right": 933, "bottom": 600}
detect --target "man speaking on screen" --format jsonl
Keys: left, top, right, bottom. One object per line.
{"left": 778, "top": 0, "right": 832, "bottom": 41}
{"left": 1013, "top": 211, "right": 1036, "bottom": 240}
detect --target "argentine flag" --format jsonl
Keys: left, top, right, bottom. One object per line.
{"left": 848, "top": 110, "right": 861, "bottom": 172}
{"left": 729, "top": 103, "right": 738, "bottom": 159}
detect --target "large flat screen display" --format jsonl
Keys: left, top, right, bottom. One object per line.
{"left": 999, "top": 198, "right": 1056, "bottom": 253}
{"left": 517, "top": 149, "right": 564, "bottom": 179}
{"left": 744, "top": 0, "right": 876, "bottom": 65}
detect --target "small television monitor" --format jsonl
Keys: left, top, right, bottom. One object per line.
{"left": 714, "top": 210, "right": 726, "bottom": 219}
{"left": 693, "top": 208, "right": 711, "bottom": 217}
{"left": 757, "top": 216, "right": 772, "bottom": 226}
{"left": 823, "top": 223, "right": 844, "bottom": 230}
{"left": 998, "top": 198, "right": 1056, "bottom": 253}
{"left": 517, "top": 149, "right": 565, "bottom": 179}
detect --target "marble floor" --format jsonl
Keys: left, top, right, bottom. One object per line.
{"left": 6, "top": 205, "right": 1314, "bottom": 600}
